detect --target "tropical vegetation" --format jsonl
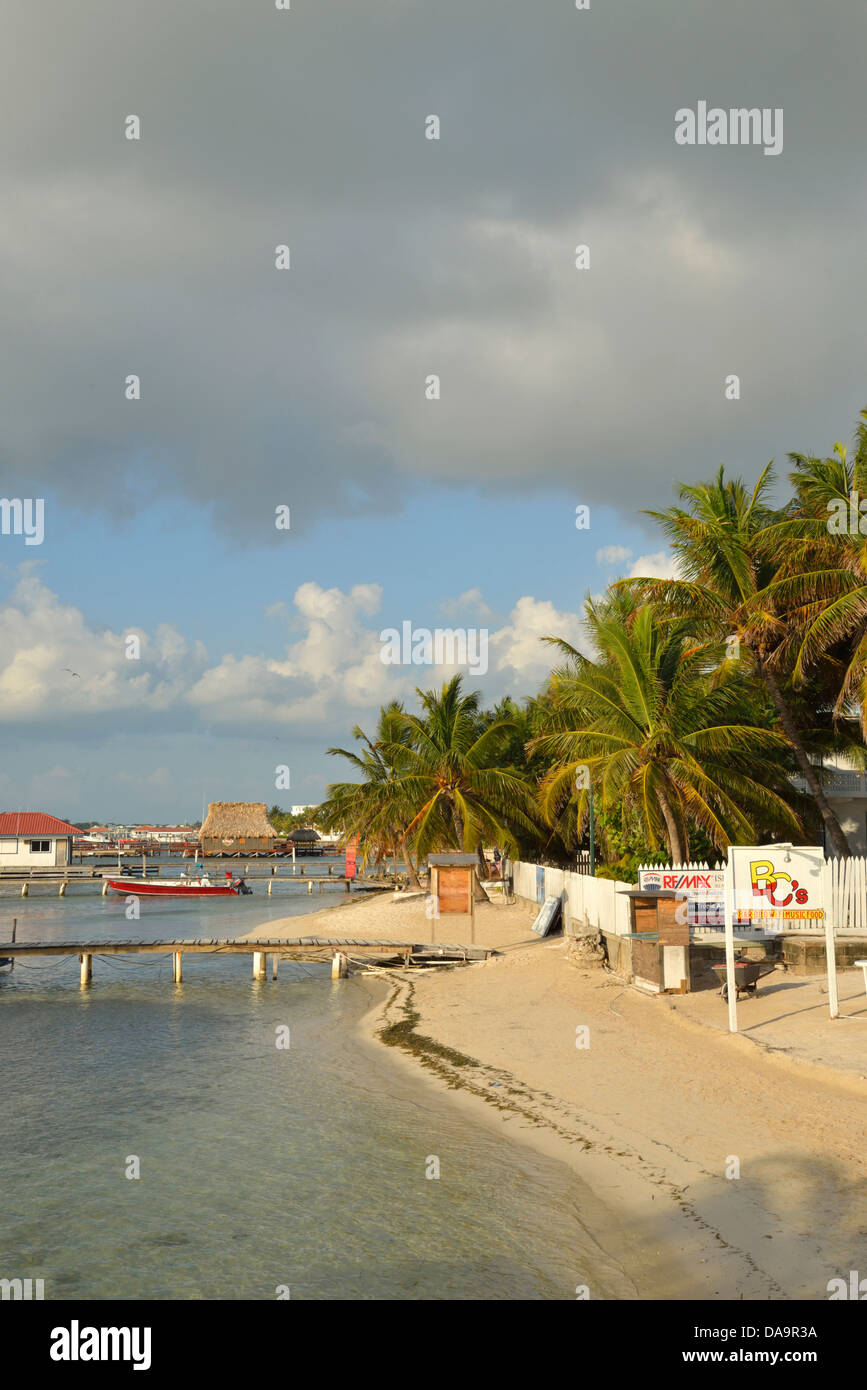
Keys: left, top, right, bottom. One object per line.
{"left": 318, "top": 409, "right": 867, "bottom": 872}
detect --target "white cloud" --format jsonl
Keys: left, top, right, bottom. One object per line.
{"left": 0, "top": 573, "right": 586, "bottom": 734}
{"left": 595, "top": 544, "right": 632, "bottom": 567}
{"left": 438, "top": 587, "right": 495, "bottom": 620}
{"left": 0, "top": 571, "right": 205, "bottom": 721}
{"left": 490, "top": 596, "right": 589, "bottom": 684}
{"left": 627, "top": 550, "right": 681, "bottom": 581}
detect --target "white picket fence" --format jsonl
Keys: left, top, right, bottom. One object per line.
{"left": 512, "top": 856, "right": 867, "bottom": 937}
{"left": 511, "top": 861, "right": 632, "bottom": 937}
{"left": 637, "top": 860, "right": 724, "bottom": 873}
{"left": 828, "top": 855, "right": 867, "bottom": 933}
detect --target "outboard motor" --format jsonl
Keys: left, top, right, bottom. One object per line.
{"left": 236, "top": 877, "right": 253, "bottom": 895}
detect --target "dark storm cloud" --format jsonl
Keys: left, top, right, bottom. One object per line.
{"left": 1, "top": 0, "right": 865, "bottom": 535}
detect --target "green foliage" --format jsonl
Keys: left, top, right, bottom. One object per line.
{"left": 313, "top": 408, "right": 867, "bottom": 868}
{"left": 531, "top": 589, "right": 804, "bottom": 862}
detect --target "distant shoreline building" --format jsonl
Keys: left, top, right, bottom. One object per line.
{"left": 0, "top": 813, "right": 81, "bottom": 867}
{"left": 198, "top": 802, "right": 278, "bottom": 856}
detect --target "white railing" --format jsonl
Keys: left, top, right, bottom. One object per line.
{"left": 791, "top": 772, "right": 867, "bottom": 796}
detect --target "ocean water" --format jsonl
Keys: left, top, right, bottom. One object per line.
{"left": 0, "top": 881, "right": 633, "bottom": 1300}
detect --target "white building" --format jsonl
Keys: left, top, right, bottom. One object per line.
{"left": 0, "top": 813, "right": 81, "bottom": 867}
{"left": 792, "top": 759, "right": 867, "bottom": 854}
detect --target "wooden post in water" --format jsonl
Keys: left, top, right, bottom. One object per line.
{"left": 307, "top": 880, "right": 313, "bottom": 895}
{"left": 59, "top": 881, "right": 67, "bottom": 896}
{"left": 331, "top": 952, "right": 348, "bottom": 979}
{"left": 267, "top": 879, "right": 273, "bottom": 895}
{"left": 271, "top": 954, "right": 278, "bottom": 980}
{"left": 79, "top": 953, "right": 92, "bottom": 986}
{"left": 172, "top": 952, "right": 183, "bottom": 984}
{"left": 102, "top": 878, "right": 109, "bottom": 896}
{"left": 252, "top": 951, "right": 266, "bottom": 980}
{"left": 20, "top": 882, "right": 28, "bottom": 897}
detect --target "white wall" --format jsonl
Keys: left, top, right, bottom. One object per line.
{"left": 512, "top": 860, "right": 633, "bottom": 936}
{"left": 0, "top": 836, "right": 66, "bottom": 866}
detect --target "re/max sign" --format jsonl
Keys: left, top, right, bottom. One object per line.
{"left": 638, "top": 870, "right": 724, "bottom": 896}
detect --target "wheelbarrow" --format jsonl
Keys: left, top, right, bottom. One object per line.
{"left": 712, "top": 957, "right": 778, "bottom": 1001}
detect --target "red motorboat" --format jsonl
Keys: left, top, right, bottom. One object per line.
{"left": 105, "top": 871, "right": 251, "bottom": 897}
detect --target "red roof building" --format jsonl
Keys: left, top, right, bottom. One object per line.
{"left": 0, "top": 813, "right": 81, "bottom": 837}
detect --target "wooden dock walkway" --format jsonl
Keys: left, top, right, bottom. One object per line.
{"left": 0, "top": 937, "right": 490, "bottom": 984}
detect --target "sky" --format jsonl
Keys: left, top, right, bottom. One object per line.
{"left": 1, "top": 0, "right": 866, "bottom": 821}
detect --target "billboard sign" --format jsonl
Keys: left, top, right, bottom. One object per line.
{"left": 728, "top": 845, "right": 825, "bottom": 928}
{"left": 637, "top": 867, "right": 724, "bottom": 927}
{"left": 637, "top": 867, "right": 724, "bottom": 895}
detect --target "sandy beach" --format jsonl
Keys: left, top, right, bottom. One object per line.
{"left": 248, "top": 892, "right": 867, "bottom": 1300}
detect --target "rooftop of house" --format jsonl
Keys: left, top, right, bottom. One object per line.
{"left": 0, "top": 812, "right": 81, "bottom": 837}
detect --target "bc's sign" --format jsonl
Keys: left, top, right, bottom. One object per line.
{"left": 728, "top": 845, "right": 825, "bottom": 925}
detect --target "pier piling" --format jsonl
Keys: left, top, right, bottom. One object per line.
{"left": 172, "top": 952, "right": 183, "bottom": 983}
{"left": 252, "top": 951, "right": 266, "bottom": 980}
{"left": 79, "top": 953, "right": 92, "bottom": 986}
{"left": 331, "top": 952, "right": 348, "bottom": 980}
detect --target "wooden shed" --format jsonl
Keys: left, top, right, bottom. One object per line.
{"left": 428, "top": 852, "right": 477, "bottom": 915}
{"left": 617, "top": 888, "right": 691, "bottom": 994}
{"left": 198, "top": 802, "right": 278, "bottom": 857}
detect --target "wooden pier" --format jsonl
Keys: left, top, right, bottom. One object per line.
{"left": 0, "top": 936, "right": 489, "bottom": 985}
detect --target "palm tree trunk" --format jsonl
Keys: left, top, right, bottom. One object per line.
{"left": 400, "top": 834, "right": 421, "bottom": 889}
{"left": 656, "top": 783, "right": 686, "bottom": 862}
{"left": 756, "top": 658, "right": 851, "bottom": 857}
{"left": 473, "top": 841, "right": 488, "bottom": 903}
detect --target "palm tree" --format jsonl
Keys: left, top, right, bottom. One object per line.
{"left": 758, "top": 416, "right": 867, "bottom": 735}
{"left": 623, "top": 465, "right": 852, "bottom": 856}
{"left": 380, "top": 675, "right": 538, "bottom": 896}
{"left": 319, "top": 702, "right": 422, "bottom": 887}
{"left": 531, "top": 591, "right": 805, "bottom": 861}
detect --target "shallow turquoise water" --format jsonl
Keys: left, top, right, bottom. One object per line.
{"left": 0, "top": 891, "right": 632, "bottom": 1300}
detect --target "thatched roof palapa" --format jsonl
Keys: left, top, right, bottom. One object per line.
{"left": 198, "top": 802, "right": 278, "bottom": 842}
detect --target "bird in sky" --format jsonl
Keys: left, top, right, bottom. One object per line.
{"left": 63, "top": 668, "right": 80, "bottom": 678}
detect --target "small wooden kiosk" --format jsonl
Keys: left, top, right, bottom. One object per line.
{"left": 428, "top": 853, "right": 477, "bottom": 916}
{"left": 617, "top": 888, "right": 691, "bottom": 994}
